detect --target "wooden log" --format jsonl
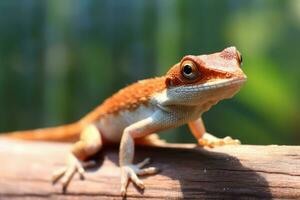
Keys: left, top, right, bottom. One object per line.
{"left": 0, "top": 139, "right": 299, "bottom": 199}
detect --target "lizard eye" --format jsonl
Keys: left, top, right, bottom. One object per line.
{"left": 181, "top": 60, "right": 199, "bottom": 80}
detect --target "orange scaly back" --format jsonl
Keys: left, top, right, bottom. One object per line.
{"left": 3, "top": 77, "right": 167, "bottom": 142}
{"left": 81, "top": 77, "right": 167, "bottom": 123}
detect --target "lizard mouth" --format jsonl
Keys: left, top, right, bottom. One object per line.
{"left": 175, "top": 77, "right": 247, "bottom": 93}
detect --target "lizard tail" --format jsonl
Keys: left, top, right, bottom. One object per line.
{"left": 1, "top": 122, "right": 84, "bottom": 142}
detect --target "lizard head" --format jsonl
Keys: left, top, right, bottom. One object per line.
{"left": 163, "top": 47, "right": 247, "bottom": 107}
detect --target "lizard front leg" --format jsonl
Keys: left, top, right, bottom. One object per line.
{"left": 52, "top": 124, "right": 102, "bottom": 192}
{"left": 188, "top": 117, "right": 240, "bottom": 148}
{"left": 119, "top": 116, "right": 162, "bottom": 197}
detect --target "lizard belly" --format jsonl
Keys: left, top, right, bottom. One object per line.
{"left": 96, "top": 104, "right": 156, "bottom": 143}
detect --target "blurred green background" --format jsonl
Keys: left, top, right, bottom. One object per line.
{"left": 0, "top": 0, "right": 299, "bottom": 145}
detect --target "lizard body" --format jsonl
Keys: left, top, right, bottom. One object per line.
{"left": 3, "top": 47, "right": 246, "bottom": 197}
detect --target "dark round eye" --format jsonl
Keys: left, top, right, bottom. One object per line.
{"left": 181, "top": 60, "right": 199, "bottom": 80}
{"left": 183, "top": 64, "right": 193, "bottom": 75}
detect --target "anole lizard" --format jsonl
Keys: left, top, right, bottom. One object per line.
{"left": 3, "top": 47, "right": 246, "bottom": 197}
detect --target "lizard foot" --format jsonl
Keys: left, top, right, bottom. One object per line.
{"left": 52, "top": 153, "right": 96, "bottom": 192}
{"left": 120, "top": 157, "right": 159, "bottom": 197}
{"left": 198, "top": 133, "right": 241, "bottom": 148}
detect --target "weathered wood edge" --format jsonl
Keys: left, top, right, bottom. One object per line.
{"left": 0, "top": 139, "right": 300, "bottom": 199}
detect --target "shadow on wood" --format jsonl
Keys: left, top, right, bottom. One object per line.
{"left": 0, "top": 139, "right": 300, "bottom": 199}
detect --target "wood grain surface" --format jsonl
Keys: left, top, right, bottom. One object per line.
{"left": 0, "top": 139, "right": 300, "bottom": 199}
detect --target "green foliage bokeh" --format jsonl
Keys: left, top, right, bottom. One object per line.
{"left": 0, "top": 0, "right": 299, "bottom": 145}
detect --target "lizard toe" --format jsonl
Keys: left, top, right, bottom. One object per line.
{"left": 199, "top": 135, "right": 241, "bottom": 148}
{"left": 52, "top": 153, "right": 87, "bottom": 192}
{"left": 120, "top": 158, "right": 158, "bottom": 196}
{"left": 137, "top": 167, "right": 159, "bottom": 175}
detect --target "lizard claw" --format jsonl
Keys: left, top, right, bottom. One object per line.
{"left": 120, "top": 157, "right": 159, "bottom": 197}
{"left": 52, "top": 153, "right": 96, "bottom": 192}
